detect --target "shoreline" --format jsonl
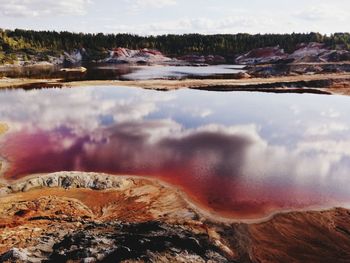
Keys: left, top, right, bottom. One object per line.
{"left": 1, "top": 72, "right": 350, "bottom": 95}
{"left": 0, "top": 171, "right": 347, "bottom": 225}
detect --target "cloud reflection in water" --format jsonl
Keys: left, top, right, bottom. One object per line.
{"left": 1, "top": 87, "right": 350, "bottom": 218}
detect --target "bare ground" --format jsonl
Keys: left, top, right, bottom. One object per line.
{"left": 1, "top": 172, "right": 350, "bottom": 262}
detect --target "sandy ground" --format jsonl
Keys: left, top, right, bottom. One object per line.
{"left": 0, "top": 171, "right": 347, "bottom": 225}
{"left": 63, "top": 72, "right": 350, "bottom": 92}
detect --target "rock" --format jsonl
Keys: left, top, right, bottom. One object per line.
{"left": 47, "top": 221, "right": 230, "bottom": 263}
{"left": 280, "top": 42, "right": 350, "bottom": 64}
{"left": 45, "top": 177, "right": 59, "bottom": 188}
{"left": 82, "top": 257, "right": 96, "bottom": 263}
{"left": 247, "top": 65, "right": 289, "bottom": 78}
{"left": 60, "top": 67, "right": 87, "bottom": 73}
{"left": 1, "top": 248, "right": 29, "bottom": 262}
{"left": 236, "top": 42, "right": 350, "bottom": 76}
{"left": 1, "top": 172, "right": 132, "bottom": 194}
{"left": 63, "top": 49, "right": 83, "bottom": 66}
{"left": 232, "top": 72, "right": 251, "bottom": 79}
{"left": 235, "top": 46, "right": 287, "bottom": 65}
{"left": 320, "top": 49, "right": 350, "bottom": 62}
{"left": 2, "top": 173, "right": 350, "bottom": 262}
{"left": 60, "top": 176, "right": 73, "bottom": 189}
{"left": 104, "top": 48, "right": 174, "bottom": 65}
{"left": 178, "top": 55, "right": 226, "bottom": 64}
{"left": 0, "top": 187, "right": 11, "bottom": 196}
{"left": 289, "top": 42, "right": 327, "bottom": 63}
{"left": 91, "top": 178, "right": 108, "bottom": 190}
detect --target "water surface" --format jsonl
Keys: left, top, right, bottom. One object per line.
{"left": 1, "top": 87, "right": 350, "bottom": 218}
{"left": 120, "top": 65, "right": 244, "bottom": 80}
{"left": 0, "top": 64, "right": 244, "bottom": 81}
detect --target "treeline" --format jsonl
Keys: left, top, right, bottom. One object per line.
{"left": 1, "top": 28, "right": 350, "bottom": 63}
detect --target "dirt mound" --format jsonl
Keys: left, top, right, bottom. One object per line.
{"left": 237, "top": 42, "right": 350, "bottom": 66}
{"left": 235, "top": 46, "right": 288, "bottom": 64}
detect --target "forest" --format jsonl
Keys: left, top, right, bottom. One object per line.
{"left": 1, "top": 28, "right": 350, "bottom": 64}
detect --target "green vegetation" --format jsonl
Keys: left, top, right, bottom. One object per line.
{"left": 1, "top": 28, "right": 350, "bottom": 64}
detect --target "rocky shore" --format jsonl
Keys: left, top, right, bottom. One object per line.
{"left": 236, "top": 43, "right": 350, "bottom": 77}
{"left": 0, "top": 172, "right": 236, "bottom": 262}
{"left": 1, "top": 172, "right": 350, "bottom": 262}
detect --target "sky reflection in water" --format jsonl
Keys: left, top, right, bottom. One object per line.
{"left": 1, "top": 87, "right": 350, "bottom": 218}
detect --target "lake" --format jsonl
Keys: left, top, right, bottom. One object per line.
{"left": 1, "top": 86, "right": 350, "bottom": 219}
{"left": 0, "top": 64, "right": 245, "bottom": 81}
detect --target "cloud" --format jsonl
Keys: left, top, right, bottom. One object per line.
{"left": 0, "top": 0, "right": 91, "bottom": 17}
{"left": 4, "top": 114, "right": 350, "bottom": 214}
{"left": 294, "top": 4, "right": 347, "bottom": 22}
{"left": 0, "top": 87, "right": 175, "bottom": 136}
{"left": 2, "top": 86, "right": 350, "bottom": 216}
{"left": 1, "top": 0, "right": 350, "bottom": 35}
{"left": 104, "top": 16, "right": 274, "bottom": 35}
{"left": 124, "top": 0, "right": 177, "bottom": 12}
{"left": 321, "top": 108, "right": 340, "bottom": 118}
{"left": 305, "top": 122, "right": 349, "bottom": 136}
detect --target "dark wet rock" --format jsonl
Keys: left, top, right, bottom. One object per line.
{"left": 60, "top": 176, "right": 73, "bottom": 189}
{"left": 320, "top": 49, "right": 350, "bottom": 62}
{"left": 245, "top": 62, "right": 350, "bottom": 77}
{"left": 91, "top": 178, "right": 109, "bottom": 190}
{"left": 246, "top": 64, "right": 291, "bottom": 77}
{"left": 46, "top": 221, "right": 232, "bottom": 263}
{"left": 0, "top": 248, "right": 29, "bottom": 262}
{"left": 191, "top": 79, "right": 333, "bottom": 95}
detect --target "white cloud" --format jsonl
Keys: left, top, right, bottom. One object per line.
{"left": 0, "top": 87, "right": 175, "bottom": 136}
{"left": 0, "top": 0, "right": 91, "bottom": 17}
{"left": 289, "top": 105, "right": 301, "bottom": 115}
{"left": 2, "top": 87, "right": 350, "bottom": 210}
{"left": 104, "top": 16, "right": 274, "bottom": 35}
{"left": 305, "top": 122, "right": 349, "bottom": 136}
{"left": 124, "top": 0, "right": 176, "bottom": 12}
{"left": 0, "top": 0, "right": 350, "bottom": 35}
{"left": 321, "top": 108, "right": 340, "bottom": 118}
{"left": 294, "top": 4, "right": 347, "bottom": 22}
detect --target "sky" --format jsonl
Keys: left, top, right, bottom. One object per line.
{"left": 0, "top": 0, "right": 349, "bottom": 35}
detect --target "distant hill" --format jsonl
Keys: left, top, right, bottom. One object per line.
{"left": 1, "top": 28, "right": 350, "bottom": 64}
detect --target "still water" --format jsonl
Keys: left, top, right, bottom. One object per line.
{"left": 1, "top": 86, "right": 350, "bottom": 218}
{"left": 0, "top": 64, "right": 244, "bottom": 80}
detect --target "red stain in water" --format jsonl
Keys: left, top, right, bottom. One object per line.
{"left": 0, "top": 127, "right": 335, "bottom": 219}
